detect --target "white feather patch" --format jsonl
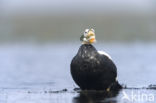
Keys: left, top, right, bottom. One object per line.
{"left": 98, "top": 51, "right": 112, "bottom": 60}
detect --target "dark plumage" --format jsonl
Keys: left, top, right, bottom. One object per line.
{"left": 71, "top": 44, "right": 121, "bottom": 90}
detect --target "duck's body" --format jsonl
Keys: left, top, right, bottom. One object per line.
{"left": 70, "top": 29, "right": 121, "bottom": 90}
{"left": 71, "top": 44, "right": 121, "bottom": 90}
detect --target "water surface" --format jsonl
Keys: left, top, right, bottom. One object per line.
{"left": 0, "top": 43, "right": 156, "bottom": 103}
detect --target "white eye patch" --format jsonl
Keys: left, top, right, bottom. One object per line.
{"left": 84, "top": 29, "right": 89, "bottom": 37}
{"left": 85, "top": 29, "right": 89, "bottom": 33}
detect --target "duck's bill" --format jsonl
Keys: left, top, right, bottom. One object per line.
{"left": 89, "top": 37, "right": 96, "bottom": 43}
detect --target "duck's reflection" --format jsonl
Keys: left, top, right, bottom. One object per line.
{"left": 73, "top": 90, "right": 120, "bottom": 103}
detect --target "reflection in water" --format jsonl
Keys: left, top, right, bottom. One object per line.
{"left": 73, "top": 90, "right": 121, "bottom": 103}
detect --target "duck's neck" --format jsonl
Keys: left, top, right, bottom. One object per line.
{"left": 77, "top": 44, "right": 97, "bottom": 57}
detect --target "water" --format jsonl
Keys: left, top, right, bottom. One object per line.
{"left": 0, "top": 43, "right": 156, "bottom": 103}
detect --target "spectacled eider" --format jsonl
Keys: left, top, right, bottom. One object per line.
{"left": 70, "top": 29, "right": 122, "bottom": 91}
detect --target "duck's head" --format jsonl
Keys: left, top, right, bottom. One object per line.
{"left": 80, "top": 29, "right": 96, "bottom": 44}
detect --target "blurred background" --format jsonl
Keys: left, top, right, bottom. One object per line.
{"left": 0, "top": 1, "right": 156, "bottom": 103}
{"left": 0, "top": 0, "right": 156, "bottom": 43}
{"left": 0, "top": 0, "right": 156, "bottom": 89}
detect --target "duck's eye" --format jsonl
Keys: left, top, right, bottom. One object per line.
{"left": 84, "top": 31, "right": 88, "bottom": 36}
{"left": 84, "top": 31, "right": 88, "bottom": 34}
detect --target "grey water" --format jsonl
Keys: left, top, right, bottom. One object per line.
{"left": 0, "top": 43, "right": 156, "bottom": 103}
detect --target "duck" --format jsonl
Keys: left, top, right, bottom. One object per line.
{"left": 70, "top": 29, "right": 122, "bottom": 91}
